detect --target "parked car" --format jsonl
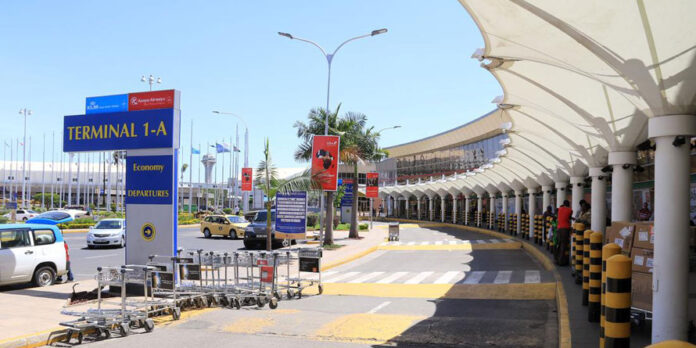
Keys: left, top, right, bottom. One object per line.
{"left": 0, "top": 224, "right": 69, "bottom": 287}
{"left": 86, "top": 219, "right": 126, "bottom": 248}
{"left": 243, "top": 210, "right": 293, "bottom": 250}
{"left": 60, "top": 206, "right": 89, "bottom": 218}
{"left": 26, "top": 211, "right": 74, "bottom": 225}
{"left": 200, "top": 215, "right": 249, "bottom": 239}
{"left": 3, "top": 209, "right": 39, "bottom": 221}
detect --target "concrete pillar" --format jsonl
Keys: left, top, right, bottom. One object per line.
{"left": 464, "top": 196, "right": 470, "bottom": 225}
{"left": 428, "top": 196, "right": 433, "bottom": 221}
{"left": 570, "top": 176, "right": 585, "bottom": 218}
{"left": 542, "top": 185, "right": 552, "bottom": 212}
{"left": 555, "top": 182, "right": 568, "bottom": 209}
{"left": 527, "top": 187, "right": 537, "bottom": 236}
{"left": 405, "top": 197, "right": 410, "bottom": 219}
{"left": 649, "top": 115, "right": 696, "bottom": 343}
{"left": 515, "top": 191, "right": 522, "bottom": 236}
{"left": 489, "top": 195, "right": 495, "bottom": 229}
{"left": 452, "top": 195, "right": 457, "bottom": 224}
{"left": 589, "top": 167, "right": 607, "bottom": 234}
{"left": 609, "top": 151, "right": 636, "bottom": 222}
{"left": 476, "top": 196, "right": 483, "bottom": 226}
{"left": 417, "top": 196, "right": 421, "bottom": 220}
{"left": 502, "top": 193, "right": 509, "bottom": 232}
{"left": 440, "top": 196, "right": 446, "bottom": 222}
{"left": 388, "top": 195, "right": 394, "bottom": 216}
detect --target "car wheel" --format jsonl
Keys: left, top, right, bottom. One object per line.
{"left": 229, "top": 230, "right": 236, "bottom": 239}
{"left": 120, "top": 237, "right": 125, "bottom": 248}
{"left": 243, "top": 240, "right": 256, "bottom": 250}
{"left": 33, "top": 266, "right": 56, "bottom": 287}
{"left": 203, "top": 229, "right": 211, "bottom": 238}
{"left": 87, "top": 245, "right": 94, "bottom": 249}
{"left": 22, "top": 217, "right": 27, "bottom": 221}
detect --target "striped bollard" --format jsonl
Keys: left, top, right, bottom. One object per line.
{"left": 582, "top": 229, "right": 592, "bottom": 306}
{"left": 600, "top": 243, "right": 622, "bottom": 348}
{"left": 605, "top": 254, "right": 631, "bottom": 348}
{"left": 574, "top": 223, "right": 585, "bottom": 284}
{"left": 588, "top": 231, "right": 603, "bottom": 322}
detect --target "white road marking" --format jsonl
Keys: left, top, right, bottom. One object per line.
{"left": 83, "top": 253, "right": 120, "bottom": 260}
{"left": 349, "top": 272, "right": 385, "bottom": 283}
{"left": 448, "top": 240, "right": 458, "bottom": 245}
{"left": 476, "top": 240, "right": 487, "bottom": 244}
{"left": 433, "top": 271, "right": 460, "bottom": 284}
{"left": 435, "top": 241, "right": 443, "bottom": 245}
{"left": 493, "top": 270, "right": 513, "bottom": 284}
{"left": 367, "top": 301, "right": 392, "bottom": 314}
{"left": 376, "top": 272, "right": 409, "bottom": 284}
{"left": 407, "top": 241, "right": 416, "bottom": 246}
{"left": 524, "top": 270, "right": 541, "bottom": 284}
{"left": 321, "top": 271, "right": 338, "bottom": 278}
{"left": 420, "top": 241, "right": 430, "bottom": 245}
{"left": 462, "top": 271, "right": 485, "bottom": 284}
{"left": 404, "top": 271, "right": 434, "bottom": 284}
{"left": 489, "top": 239, "right": 501, "bottom": 243}
{"left": 323, "top": 272, "right": 360, "bottom": 283}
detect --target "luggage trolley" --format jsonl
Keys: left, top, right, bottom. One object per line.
{"left": 282, "top": 247, "right": 323, "bottom": 299}
{"left": 59, "top": 266, "right": 155, "bottom": 344}
{"left": 388, "top": 222, "right": 400, "bottom": 241}
{"left": 145, "top": 255, "right": 184, "bottom": 319}
{"left": 175, "top": 249, "right": 211, "bottom": 309}
{"left": 229, "top": 250, "right": 279, "bottom": 309}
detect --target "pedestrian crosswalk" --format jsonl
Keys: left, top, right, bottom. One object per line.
{"left": 319, "top": 269, "right": 546, "bottom": 285}
{"left": 379, "top": 238, "right": 516, "bottom": 247}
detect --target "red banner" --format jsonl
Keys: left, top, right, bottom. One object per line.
{"left": 366, "top": 172, "right": 379, "bottom": 198}
{"left": 128, "top": 90, "right": 176, "bottom": 111}
{"left": 311, "top": 135, "right": 340, "bottom": 191}
{"left": 241, "top": 168, "right": 253, "bottom": 192}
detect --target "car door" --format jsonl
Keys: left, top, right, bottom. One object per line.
{"left": 31, "top": 228, "right": 65, "bottom": 274}
{"left": 215, "top": 217, "right": 225, "bottom": 236}
{"left": 0, "top": 229, "right": 35, "bottom": 283}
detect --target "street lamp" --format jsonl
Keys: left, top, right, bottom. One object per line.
{"left": 278, "top": 28, "right": 388, "bottom": 243}
{"left": 141, "top": 75, "right": 162, "bottom": 91}
{"left": 212, "top": 111, "right": 249, "bottom": 212}
{"left": 377, "top": 125, "right": 401, "bottom": 134}
{"left": 18, "top": 108, "right": 31, "bottom": 208}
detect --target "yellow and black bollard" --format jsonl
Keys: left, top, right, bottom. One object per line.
{"left": 601, "top": 243, "right": 622, "bottom": 348}
{"left": 574, "top": 223, "right": 585, "bottom": 284}
{"left": 588, "top": 231, "right": 603, "bottom": 322}
{"left": 582, "top": 229, "right": 592, "bottom": 306}
{"left": 605, "top": 254, "right": 631, "bottom": 348}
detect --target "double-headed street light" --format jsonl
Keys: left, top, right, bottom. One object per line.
{"left": 18, "top": 108, "right": 31, "bottom": 208}
{"left": 141, "top": 75, "right": 162, "bottom": 91}
{"left": 212, "top": 111, "right": 249, "bottom": 212}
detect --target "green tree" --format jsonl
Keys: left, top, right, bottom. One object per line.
{"left": 256, "top": 139, "right": 319, "bottom": 251}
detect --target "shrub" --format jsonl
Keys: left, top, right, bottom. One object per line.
{"left": 306, "top": 213, "right": 319, "bottom": 227}
{"left": 359, "top": 223, "right": 368, "bottom": 231}
{"left": 223, "top": 208, "right": 232, "bottom": 214}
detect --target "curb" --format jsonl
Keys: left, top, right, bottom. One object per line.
{"left": 383, "top": 217, "right": 571, "bottom": 348}
{"left": 61, "top": 224, "right": 201, "bottom": 234}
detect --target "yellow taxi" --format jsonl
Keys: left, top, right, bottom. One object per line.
{"left": 200, "top": 215, "right": 250, "bottom": 239}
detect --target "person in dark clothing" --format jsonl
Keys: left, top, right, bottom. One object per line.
{"left": 555, "top": 200, "right": 573, "bottom": 266}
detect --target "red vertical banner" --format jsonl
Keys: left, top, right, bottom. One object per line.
{"left": 241, "top": 167, "right": 253, "bottom": 192}
{"left": 366, "top": 172, "right": 379, "bottom": 198}
{"left": 311, "top": 135, "right": 340, "bottom": 191}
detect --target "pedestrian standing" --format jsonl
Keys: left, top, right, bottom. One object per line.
{"left": 555, "top": 200, "right": 572, "bottom": 266}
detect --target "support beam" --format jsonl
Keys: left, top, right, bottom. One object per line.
{"left": 502, "top": 193, "right": 509, "bottom": 232}
{"left": 464, "top": 196, "right": 470, "bottom": 225}
{"left": 609, "top": 151, "right": 636, "bottom": 222}
{"left": 476, "top": 196, "right": 483, "bottom": 227}
{"left": 489, "top": 195, "right": 495, "bottom": 229}
{"left": 542, "top": 185, "right": 552, "bottom": 212}
{"left": 405, "top": 197, "right": 410, "bottom": 219}
{"left": 589, "top": 167, "right": 607, "bottom": 234}
{"left": 428, "top": 196, "right": 434, "bottom": 221}
{"left": 570, "top": 177, "right": 584, "bottom": 219}
{"left": 555, "top": 181, "right": 568, "bottom": 210}
{"left": 515, "top": 191, "right": 522, "bottom": 236}
{"left": 527, "top": 187, "right": 537, "bottom": 238}
{"left": 440, "top": 196, "right": 446, "bottom": 222}
{"left": 417, "top": 196, "right": 421, "bottom": 220}
{"left": 452, "top": 195, "right": 457, "bottom": 224}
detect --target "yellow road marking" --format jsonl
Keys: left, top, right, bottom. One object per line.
{"left": 322, "top": 246, "right": 378, "bottom": 271}
{"left": 154, "top": 307, "right": 220, "bottom": 327}
{"left": 223, "top": 317, "right": 276, "bottom": 334}
{"left": 314, "top": 313, "right": 424, "bottom": 344}
{"left": 377, "top": 242, "right": 520, "bottom": 251}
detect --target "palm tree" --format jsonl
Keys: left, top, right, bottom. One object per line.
{"left": 256, "top": 138, "right": 319, "bottom": 251}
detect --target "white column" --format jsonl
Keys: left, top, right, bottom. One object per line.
{"left": 428, "top": 196, "right": 433, "bottom": 221}
{"left": 589, "top": 167, "right": 607, "bottom": 234}
{"left": 417, "top": 196, "right": 421, "bottom": 220}
{"left": 515, "top": 191, "right": 522, "bottom": 235}
{"left": 502, "top": 193, "right": 508, "bottom": 232}
{"left": 650, "top": 115, "right": 696, "bottom": 343}
{"left": 489, "top": 195, "right": 495, "bottom": 229}
{"left": 405, "top": 197, "right": 410, "bottom": 219}
{"left": 570, "top": 176, "right": 584, "bottom": 218}
{"left": 464, "top": 196, "right": 470, "bottom": 225}
{"left": 476, "top": 196, "right": 483, "bottom": 226}
{"left": 555, "top": 182, "right": 568, "bottom": 209}
{"left": 542, "top": 185, "right": 552, "bottom": 212}
{"left": 440, "top": 196, "right": 445, "bottom": 222}
{"left": 452, "top": 195, "right": 457, "bottom": 224}
{"left": 609, "top": 151, "right": 636, "bottom": 222}
{"left": 527, "top": 187, "right": 537, "bottom": 237}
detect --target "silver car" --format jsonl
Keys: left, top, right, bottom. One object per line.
{"left": 86, "top": 218, "right": 126, "bottom": 248}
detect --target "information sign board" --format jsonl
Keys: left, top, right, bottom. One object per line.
{"left": 275, "top": 191, "right": 307, "bottom": 239}
{"left": 86, "top": 94, "right": 128, "bottom": 114}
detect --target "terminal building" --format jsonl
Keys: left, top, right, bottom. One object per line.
{"left": 377, "top": 1, "right": 696, "bottom": 344}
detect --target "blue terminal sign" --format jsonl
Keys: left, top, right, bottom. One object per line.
{"left": 63, "top": 108, "right": 175, "bottom": 152}
{"left": 125, "top": 155, "right": 173, "bottom": 205}
{"left": 85, "top": 94, "right": 128, "bottom": 114}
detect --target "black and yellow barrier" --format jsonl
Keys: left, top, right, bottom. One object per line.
{"left": 545, "top": 216, "right": 553, "bottom": 250}
{"left": 605, "top": 254, "right": 631, "bottom": 348}
{"left": 645, "top": 340, "right": 696, "bottom": 347}
{"left": 601, "top": 243, "right": 622, "bottom": 348}
{"left": 588, "top": 231, "right": 603, "bottom": 322}
{"left": 574, "top": 223, "right": 585, "bottom": 284}
{"left": 509, "top": 213, "right": 517, "bottom": 235}
{"left": 582, "top": 229, "right": 591, "bottom": 305}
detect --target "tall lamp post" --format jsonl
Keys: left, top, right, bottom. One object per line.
{"left": 141, "top": 75, "right": 162, "bottom": 91}
{"left": 370, "top": 125, "right": 401, "bottom": 229}
{"left": 18, "top": 108, "right": 31, "bottom": 208}
{"left": 212, "top": 111, "right": 249, "bottom": 212}
{"left": 278, "top": 28, "right": 388, "bottom": 243}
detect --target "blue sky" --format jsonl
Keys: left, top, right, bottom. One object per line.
{"left": 0, "top": 1, "right": 501, "bottom": 174}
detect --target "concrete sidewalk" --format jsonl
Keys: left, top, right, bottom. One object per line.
{"left": 0, "top": 223, "right": 387, "bottom": 348}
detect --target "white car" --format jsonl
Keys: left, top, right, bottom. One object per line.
{"left": 0, "top": 224, "right": 69, "bottom": 287}
{"left": 86, "top": 219, "right": 125, "bottom": 248}
{"left": 3, "top": 209, "right": 39, "bottom": 221}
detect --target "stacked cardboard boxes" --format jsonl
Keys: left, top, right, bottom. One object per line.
{"left": 605, "top": 221, "right": 652, "bottom": 311}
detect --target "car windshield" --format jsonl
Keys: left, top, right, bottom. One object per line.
{"left": 34, "top": 211, "right": 71, "bottom": 221}
{"left": 254, "top": 211, "right": 276, "bottom": 222}
{"left": 227, "top": 216, "right": 244, "bottom": 223}
{"left": 95, "top": 220, "right": 122, "bottom": 229}
{"left": 27, "top": 210, "right": 38, "bottom": 214}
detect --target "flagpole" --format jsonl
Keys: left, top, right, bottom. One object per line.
{"left": 234, "top": 127, "right": 239, "bottom": 212}
{"left": 41, "top": 133, "right": 46, "bottom": 209}
{"left": 2, "top": 140, "right": 6, "bottom": 203}
{"left": 59, "top": 149, "right": 64, "bottom": 208}
{"left": 27, "top": 137, "right": 32, "bottom": 208}
{"left": 188, "top": 119, "right": 193, "bottom": 213}
{"left": 198, "top": 142, "right": 201, "bottom": 211}
{"left": 50, "top": 133, "right": 55, "bottom": 209}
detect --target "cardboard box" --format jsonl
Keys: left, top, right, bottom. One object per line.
{"left": 633, "top": 222, "right": 654, "bottom": 250}
{"left": 631, "top": 248, "right": 654, "bottom": 273}
{"left": 631, "top": 272, "right": 652, "bottom": 312}
{"left": 605, "top": 222, "right": 635, "bottom": 255}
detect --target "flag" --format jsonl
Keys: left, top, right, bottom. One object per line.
{"left": 215, "top": 143, "right": 231, "bottom": 153}
{"left": 191, "top": 147, "right": 200, "bottom": 155}
{"left": 233, "top": 145, "right": 241, "bottom": 152}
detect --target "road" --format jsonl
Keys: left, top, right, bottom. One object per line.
{"left": 64, "top": 226, "right": 244, "bottom": 280}
{"left": 82, "top": 223, "right": 558, "bottom": 347}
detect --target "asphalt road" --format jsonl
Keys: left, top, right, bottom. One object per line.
{"left": 63, "top": 226, "right": 245, "bottom": 280}
{"left": 80, "top": 223, "right": 558, "bottom": 347}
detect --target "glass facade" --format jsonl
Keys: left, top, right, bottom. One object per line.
{"left": 377, "top": 134, "right": 508, "bottom": 185}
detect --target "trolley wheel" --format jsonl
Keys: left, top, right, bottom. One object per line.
{"left": 287, "top": 290, "right": 294, "bottom": 299}
{"left": 273, "top": 291, "right": 281, "bottom": 301}
{"left": 297, "top": 291, "right": 302, "bottom": 299}
{"left": 172, "top": 307, "right": 181, "bottom": 321}
{"left": 269, "top": 297, "right": 278, "bottom": 309}
{"left": 119, "top": 323, "right": 130, "bottom": 337}
{"left": 144, "top": 318, "right": 155, "bottom": 332}
{"left": 63, "top": 330, "right": 73, "bottom": 343}
{"left": 100, "top": 328, "right": 111, "bottom": 339}
{"left": 318, "top": 284, "right": 324, "bottom": 295}
{"left": 257, "top": 296, "right": 266, "bottom": 308}
{"left": 235, "top": 298, "right": 242, "bottom": 310}
{"left": 219, "top": 297, "right": 229, "bottom": 307}
{"left": 77, "top": 332, "right": 84, "bottom": 345}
